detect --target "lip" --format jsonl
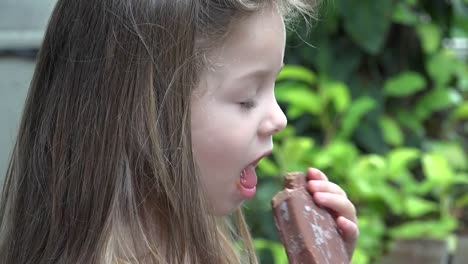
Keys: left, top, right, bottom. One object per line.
{"left": 248, "top": 150, "right": 273, "bottom": 167}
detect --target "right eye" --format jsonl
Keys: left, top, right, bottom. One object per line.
{"left": 239, "top": 100, "right": 256, "bottom": 110}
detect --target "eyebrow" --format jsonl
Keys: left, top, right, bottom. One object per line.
{"left": 233, "top": 62, "right": 285, "bottom": 82}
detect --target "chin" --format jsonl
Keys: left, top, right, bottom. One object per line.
{"left": 212, "top": 200, "right": 243, "bottom": 216}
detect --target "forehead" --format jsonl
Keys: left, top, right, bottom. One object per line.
{"left": 226, "top": 8, "right": 286, "bottom": 53}
{"left": 198, "top": 8, "right": 286, "bottom": 88}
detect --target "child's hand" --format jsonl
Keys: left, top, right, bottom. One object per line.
{"left": 305, "top": 167, "right": 359, "bottom": 259}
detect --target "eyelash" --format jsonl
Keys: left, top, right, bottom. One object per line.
{"left": 239, "top": 100, "right": 256, "bottom": 110}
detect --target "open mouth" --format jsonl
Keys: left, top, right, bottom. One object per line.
{"left": 237, "top": 165, "right": 257, "bottom": 199}
{"left": 236, "top": 150, "right": 272, "bottom": 199}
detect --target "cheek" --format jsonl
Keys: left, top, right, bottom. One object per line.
{"left": 191, "top": 116, "right": 245, "bottom": 169}
{"left": 190, "top": 102, "right": 252, "bottom": 171}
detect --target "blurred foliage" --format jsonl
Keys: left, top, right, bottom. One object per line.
{"left": 243, "top": 0, "right": 468, "bottom": 263}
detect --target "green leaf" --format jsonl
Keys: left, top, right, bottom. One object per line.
{"left": 453, "top": 174, "right": 468, "bottom": 184}
{"left": 257, "top": 157, "right": 279, "bottom": 176}
{"left": 338, "top": 97, "right": 377, "bottom": 139}
{"left": 427, "top": 51, "right": 458, "bottom": 88}
{"left": 389, "top": 217, "right": 457, "bottom": 239}
{"left": 422, "top": 153, "right": 455, "bottom": 187}
{"left": 337, "top": 0, "right": 393, "bottom": 54}
{"left": 286, "top": 106, "right": 306, "bottom": 120}
{"left": 350, "top": 175, "right": 378, "bottom": 199}
{"left": 416, "top": 23, "right": 441, "bottom": 54}
{"left": 403, "top": 175, "right": 430, "bottom": 196}
{"left": 454, "top": 4, "right": 468, "bottom": 36}
{"left": 349, "top": 156, "right": 385, "bottom": 199}
{"left": 404, "top": 196, "right": 439, "bottom": 218}
{"left": 356, "top": 212, "right": 386, "bottom": 260}
{"left": 255, "top": 182, "right": 282, "bottom": 211}
{"left": 276, "top": 65, "right": 316, "bottom": 85}
{"left": 387, "top": 148, "right": 420, "bottom": 177}
{"left": 351, "top": 248, "right": 370, "bottom": 264}
{"left": 395, "top": 109, "right": 424, "bottom": 135}
{"left": 455, "top": 193, "right": 468, "bottom": 208}
{"left": 379, "top": 116, "right": 404, "bottom": 146}
{"left": 273, "top": 125, "right": 295, "bottom": 141}
{"left": 322, "top": 81, "right": 350, "bottom": 113}
{"left": 383, "top": 72, "right": 426, "bottom": 97}
{"left": 414, "top": 88, "right": 457, "bottom": 120}
{"left": 377, "top": 184, "right": 405, "bottom": 215}
{"left": 275, "top": 137, "right": 314, "bottom": 173}
{"left": 428, "top": 141, "right": 467, "bottom": 170}
{"left": 275, "top": 85, "right": 322, "bottom": 115}
{"left": 327, "top": 40, "right": 363, "bottom": 81}
{"left": 313, "top": 140, "right": 359, "bottom": 173}
{"left": 254, "top": 239, "right": 288, "bottom": 264}
{"left": 452, "top": 102, "right": 468, "bottom": 121}
{"left": 392, "top": 2, "right": 418, "bottom": 25}
{"left": 456, "top": 66, "right": 468, "bottom": 92}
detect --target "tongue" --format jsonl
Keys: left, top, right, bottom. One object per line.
{"left": 240, "top": 166, "right": 257, "bottom": 189}
{"left": 238, "top": 166, "right": 257, "bottom": 199}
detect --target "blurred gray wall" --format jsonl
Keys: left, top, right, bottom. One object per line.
{"left": 0, "top": 0, "right": 57, "bottom": 183}
{"left": 0, "top": 0, "right": 56, "bottom": 49}
{"left": 0, "top": 58, "right": 34, "bottom": 182}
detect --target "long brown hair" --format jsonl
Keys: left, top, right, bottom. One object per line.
{"left": 0, "top": 0, "right": 318, "bottom": 263}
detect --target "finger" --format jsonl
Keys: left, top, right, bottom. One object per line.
{"left": 306, "top": 167, "right": 328, "bottom": 181}
{"left": 313, "top": 192, "right": 357, "bottom": 223}
{"left": 336, "top": 216, "right": 359, "bottom": 243}
{"left": 336, "top": 216, "right": 359, "bottom": 258}
{"left": 307, "top": 180, "right": 347, "bottom": 197}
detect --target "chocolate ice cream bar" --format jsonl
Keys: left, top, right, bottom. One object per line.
{"left": 271, "top": 172, "right": 348, "bottom": 264}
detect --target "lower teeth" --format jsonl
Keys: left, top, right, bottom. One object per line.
{"left": 240, "top": 169, "right": 246, "bottom": 184}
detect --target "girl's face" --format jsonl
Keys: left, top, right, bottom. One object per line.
{"left": 191, "top": 7, "right": 287, "bottom": 216}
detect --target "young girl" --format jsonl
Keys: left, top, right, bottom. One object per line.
{"left": 0, "top": 0, "right": 358, "bottom": 263}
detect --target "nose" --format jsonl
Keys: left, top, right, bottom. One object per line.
{"left": 258, "top": 100, "right": 287, "bottom": 137}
